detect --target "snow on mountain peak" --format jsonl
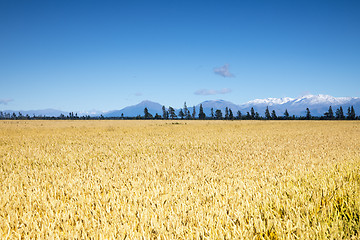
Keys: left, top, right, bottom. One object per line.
{"left": 246, "top": 97, "right": 294, "bottom": 105}
{"left": 294, "top": 94, "right": 355, "bottom": 105}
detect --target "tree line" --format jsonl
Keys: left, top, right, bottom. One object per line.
{"left": 147, "top": 103, "right": 357, "bottom": 120}
{"left": 0, "top": 104, "right": 358, "bottom": 120}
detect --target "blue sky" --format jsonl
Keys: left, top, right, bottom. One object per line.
{"left": 1, "top": 0, "right": 360, "bottom": 111}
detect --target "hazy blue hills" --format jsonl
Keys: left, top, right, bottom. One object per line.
{"left": 104, "top": 100, "right": 163, "bottom": 118}
{"left": 2, "top": 95, "right": 359, "bottom": 118}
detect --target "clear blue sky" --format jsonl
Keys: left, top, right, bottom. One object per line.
{"left": 1, "top": 0, "right": 360, "bottom": 111}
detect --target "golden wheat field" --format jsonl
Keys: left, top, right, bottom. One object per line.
{"left": 0, "top": 120, "right": 359, "bottom": 239}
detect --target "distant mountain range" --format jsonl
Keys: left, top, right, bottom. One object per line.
{"left": 104, "top": 100, "right": 163, "bottom": 118}
{"left": 2, "top": 94, "right": 360, "bottom": 117}
{"left": 104, "top": 94, "right": 360, "bottom": 117}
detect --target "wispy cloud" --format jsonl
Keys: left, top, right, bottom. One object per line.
{"left": 194, "top": 88, "right": 232, "bottom": 96}
{"left": 134, "top": 92, "right": 143, "bottom": 96}
{"left": 0, "top": 98, "right": 13, "bottom": 105}
{"left": 213, "top": 64, "right": 234, "bottom": 77}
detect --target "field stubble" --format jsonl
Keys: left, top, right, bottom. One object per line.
{"left": 0, "top": 120, "right": 359, "bottom": 239}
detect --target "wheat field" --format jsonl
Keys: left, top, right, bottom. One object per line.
{"left": 0, "top": 120, "right": 359, "bottom": 239}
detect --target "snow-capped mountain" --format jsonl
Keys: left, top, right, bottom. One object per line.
{"left": 238, "top": 94, "right": 360, "bottom": 116}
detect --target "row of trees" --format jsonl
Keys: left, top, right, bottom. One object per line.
{"left": 144, "top": 103, "right": 358, "bottom": 120}
{"left": 0, "top": 104, "right": 358, "bottom": 120}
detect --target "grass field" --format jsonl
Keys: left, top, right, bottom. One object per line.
{"left": 0, "top": 120, "right": 359, "bottom": 239}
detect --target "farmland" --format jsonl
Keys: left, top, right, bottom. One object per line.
{"left": 0, "top": 120, "right": 359, "bottom": 239}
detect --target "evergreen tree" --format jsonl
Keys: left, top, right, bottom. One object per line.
{"left": 162, "top": 106, "right": 167, "bottom": 119}
{"left": 246, "top": 112, "right": 251, "bottom": 120}
{"left": 328, "top": 106, "right": 334, "bottom": 119}
{"left": 236, "top": 110, "right": 242, "bottom": 120}
{"left": 144, "top": 107, "right": 152, "bottom": 119}
{"left": 229, "top": 109, "right": 234, "bottom": 120}
{"left": 154, "top": 113, "right": 161, "bottom": 119}
{"left": 284, "top": 109, "right": 289, "bottom": 119}
{"left": 346, "top": 106, "right": 356, "bottom": 120}
{"left": 215, "top": 109, "right": 223, "bottom": 119}
{"left": 335, "top": 107, "right": 345, "bottom": 120}
{"left": 265, "top": 107, "right": 271, "bottom": 120}
{"left": 211, "top": 108, "right": 214, "bottom": 119}
{"left": 271, "top": 110, "right": 277, "bottom": 120}
{"left": 192, "top": 106, "right": 196, "bottom": 119}
{"left": 255, "top": 112, "right": 260, "bottom": 120}
{"left": 183, "top": 102, "right": 188, "bottom": 119}
{"left": 179, "top": 109, "right": 185, "bottom": 119}
{"left": 198, "top": 104, "right": 206, "bottom": 120}
{"left": 251, "top": 107, "right": 255, "bottom": 119}
{"left": 225, "top": 107, "right": 229, "bottom": 120}
{"left": 324, "top": 106, "right": 334, "bottom": 119}
{"left": 183, "top": 102, "right": 191, "bottom": 119}
{"left": 351, "top": 106, "right": 356, "bottom": 120}
{"left": 306, "top": 108, "right": 311, "bottom": 120}
{"left": 168, "top": 106, "right": 177, "bottom": 119}
{"left": 186, "top": 109, "right": 191, "bottom": 119}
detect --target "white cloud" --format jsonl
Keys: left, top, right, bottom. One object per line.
{"left": 0, "top": 98, "right": 13, "bottom": 105}
{"left": 194, "top": 88, "right": 232, "bottom": 96}
{"left": 213, "top": 64, "right": 235, "bottom": 77}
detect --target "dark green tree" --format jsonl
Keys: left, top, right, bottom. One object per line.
{"left": 168, "top": 106, "right": 177, "bottom": 119}
{"left": 347, "top": 106, "right": 356, "bottom": 120}
{"left": 211, "top": 108, "right": 214, "bottom": 119}
{"left": 162, "top": 106, "right": 167, "bottom": 119}
{"left": 271, "top": 110, "right": 277, "bottom": 120}
{"left": 229, "top": 109, "right": 234, "bottom": 120}
{"left": 183, "top": 102, "right": 189, "bottom": 119}
{"left": 144, "top": 107, "right": 152, "bottom": 119}
{"left": 324, "top": 106, "right": 334, "bottom": 119}
{"left": 284, "top": 109, "right": 289, "bottom": 119}
{"left": 215, "top": 109, "right": 223, "bottom": 119}
{"left": 198, "top": 104, "right": 206, "bottom": 120}
{"left": 306, "top": 108, "right": 311, "bottom": 120}
{"left": 186, "top": 109, "right": 191, "bottom": 119}
{"left": 250, "top": 107, "right": 255, "bottom": 119}
{"left": 265, "top": 107, "right": 271, "bottom": 120}
{"left": 225, "top": 107, "right": 229, "bottom": 120}
{"left": 192, "top": 106, "right": 196, "bottom": 119}
{"left": 178, "top": 109, "right": 185, "bottom": 119}
{"left": 154, "top": 113, "right": 161, "bottom": 119}
{"left": 255, "top": 112, "right": 260, "bottom": 120}
{"left": 335, "top": 106, "right": 345, "bottom": 120}
{"left": 236, "top": 110, "right": 242, "bottom": 120}
{"left": 351, "top": 106, "right": 356, "bottom": 119}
